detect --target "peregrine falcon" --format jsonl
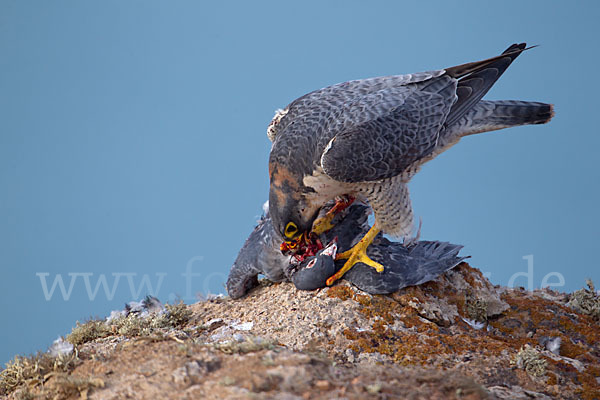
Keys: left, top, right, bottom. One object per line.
{"left": 267, "top": 43, "right": 554, "bottom": 286}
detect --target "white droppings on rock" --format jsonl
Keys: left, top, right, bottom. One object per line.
{"left": 231, "top": 321, "right": 253, "bottom": 331}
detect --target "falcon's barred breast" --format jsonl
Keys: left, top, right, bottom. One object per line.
{"left": 267, "top": 43, "right": 554, "bottom": 285}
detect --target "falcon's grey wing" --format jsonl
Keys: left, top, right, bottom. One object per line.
{"left": 273, "top": 71, "right": 445, "bottom": 141}
{"left": 320, "top": 43, "right": 530, "bottom": 183}
{"left": 268, "top": 71, "right": 446, "bottom": 174}
{"left": 271, "top": 43, "right": 529, "bottom": 147}
{"left": 320, "top": 81, "right": 456, "bottom": 182}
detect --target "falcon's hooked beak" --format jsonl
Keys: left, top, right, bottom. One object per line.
{"left": 280, "top": 231, "right": 325, "bottom": 266}
{"left": 280, "top": 233, "right": 304, "bottom": 254}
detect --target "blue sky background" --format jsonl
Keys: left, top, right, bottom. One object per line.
{"left": 1, "top": 1, "right": 599, "bottom": 366}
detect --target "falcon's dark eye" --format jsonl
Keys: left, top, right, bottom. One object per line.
{"left": 284, "top": 222, "right": 298, "bottom": 238}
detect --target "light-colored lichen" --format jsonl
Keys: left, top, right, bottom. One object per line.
{"left": 511, "top": 345, "right": 547, "bottom": 377}
{"left": 165, "top": 302, "right": 193, "bottom": 327}
{"left": 66, "top": 301, "right": 192, "bottom": 345}
{"left": 567, "top": 279, "right": 600, "bottom": 321}
{"left": 67, "top": 320, "right": 111, "bottom": 346}
{"left": 47, "top": 373, "right": 105, "bottom": 399}
{"left": 0, "top": 350, "right": 79, "bottom": 395}
{"left": 466, "top": 296, "right": 488, "bottom": 322}
{"left": 214, "top": 335, "right": 275, "bottom": 354}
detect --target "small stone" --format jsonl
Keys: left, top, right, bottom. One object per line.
{"left": 185, "top": 361, "right": 205, "bottom": 384}
{"left": 250, "top": 374, "right": 276, "bottom": 392}
{"left": 267, "top": 366, "right": 311, "bottom": 392}
{"left": 138, "top": 366, "right": 156, "bottom": 377}
{"left": 231, "top": 321, "right": 254, "bottom": 331}
{"left": 357, "top": 352, "right": 387, "bottom": 364}
{"left": 172, "top": 366, "right": 188, "bottom": 386}
{"left": 262, "top": 351, "right": 276, "bottom": 366}
{"left": 220, "top": 376, "right": 236, "bottom": 386}
{"left": 206, "top": 318, "right": 223, "bottom": 327}
{"left": 233, "top": 333, "right": 245, "bottom": 342}
{"left": 366, "top": 383, "right": 382, "bottom": 394}
{"left": 315, "top": 380, "right": 330, "bottom": 390}
{"left": 345, "top": 348, "right": 356, "bottom": 363}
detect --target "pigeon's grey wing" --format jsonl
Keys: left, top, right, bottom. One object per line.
{"left": 226, "top": 216, "right": 288, "bottom": 299}
{"left": 341, "top": 238, "right": 410, "bottom": 294}
{"left": 320, "top": 81, "right": 456, "bottom": 183}
{"left": 404, "top": 241, "right": 468, "bottom": 286}
{"left": 342, "top": 240, "right": 467, "bottom": 294}
{"left": 226, "top": 226, "right": 265, "bottom": 299}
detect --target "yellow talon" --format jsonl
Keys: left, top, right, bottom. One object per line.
{"left": 326, "top": 225, "right": 384, "bottom": 286}
{"left": 312, "top": 213, "right": 336, "bottom": 235}
{"left": 312, "top": 196, "right": 356, "bottom": 235}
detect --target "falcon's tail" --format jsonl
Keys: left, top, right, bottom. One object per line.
{"left": 444, "top": 43, "right": 531, "bottom": 128}
{"left": 440, "top": 42, "right": 554, "bottom": 137}
{"left": 447, "top": 100, "right": 554, "bottom": 137}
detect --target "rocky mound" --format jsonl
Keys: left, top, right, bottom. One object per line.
{"left": 2, "top": 263, "right": 599, "bottom": 399}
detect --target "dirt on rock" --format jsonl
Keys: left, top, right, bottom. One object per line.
{"left": 2, "top": 263, "right": 599, "bottom": 400}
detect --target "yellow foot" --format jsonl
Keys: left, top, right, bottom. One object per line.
{"left": 326, "top": 225, "right": 384, "bottom": 286}
{"left": 312, "top": 196, "right": 355, "bottom": 235}
{"left": 312, "top": 213, "right": 335, "bottom": 235}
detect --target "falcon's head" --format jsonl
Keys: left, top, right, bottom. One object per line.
{"left": 268, "top": 162, "right": 321, "bottom": 251}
